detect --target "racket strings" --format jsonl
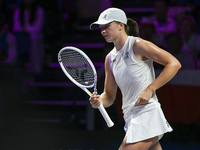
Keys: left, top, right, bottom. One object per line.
{"left": 60, "top": 50, "right": 95, "bottom": 86}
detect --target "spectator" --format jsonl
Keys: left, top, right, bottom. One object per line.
{"left": 167, "top": 33, "right": 195, "bottom": 69}
{"left": 0, "top": 13, "right": 17, "bottom": 66}
{"left": 12, "top": 0, "right": 45, "bottom": 73}
{"left": 152, "top": 0, "right": 177, "bottom": 38}
{"left": 167, "top": 0, "right": 192, "bottom": 23}
{"left": 139, "top": 16, "right": 166, "bottom": 49}
{"left": 178, "top": 15, "right": 200, "bottom": 69}
{"left": 39, "top": 0, "right": 63, "bottom": 66}
{"left": 176, "top": 0, "right": 200, "bottom": 30}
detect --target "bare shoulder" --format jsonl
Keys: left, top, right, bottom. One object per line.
{"left": 104, "top": 52, "right": 112, "bottom": 73}
{"left": 133, "top": 38, "right": 153, "bottom": 60}
{"left": 134, "top": 37, "right": 155, "bottom": 51}
{"left": 133, "top": 38, "right": 181, "bottom": 66}
{"left": 134, "top": 37, "right": 167, "bottom": 58}
{"left": 105, "top": 53, "right": 110, "bottom": 66}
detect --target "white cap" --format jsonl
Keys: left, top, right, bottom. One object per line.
{"left": 90, "top": 8, "right": 127, "bottom": 30}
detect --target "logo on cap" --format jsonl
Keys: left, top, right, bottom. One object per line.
{"left": 103, "top": 14, "right": 107, "bottom": 19}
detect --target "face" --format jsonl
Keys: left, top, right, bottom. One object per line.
{"left": 154, "top": 1, "right": 168, "bottom": 20}
{"left": 179, "top": 20, "right": 193, "bottom": 36}
{"left": 100, "top": 22, "right": 124, "bottom": 43}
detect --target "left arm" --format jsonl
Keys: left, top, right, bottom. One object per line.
{"left": 134, "top": 38, "right": 181, "bottom": 106}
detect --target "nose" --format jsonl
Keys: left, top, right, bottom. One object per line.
{"left": 101, "top": 29, "right": 106, "bottom": 35}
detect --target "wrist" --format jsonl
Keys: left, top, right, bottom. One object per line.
{"left": 146, "top": 85, "right": 155, "bottom": 93}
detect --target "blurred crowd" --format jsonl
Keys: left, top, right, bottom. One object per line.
{"left": 139, "top": 0, "right": 200, "bottom": 69}
{"left": 0, "top": 0, "right": 112, "bottom": 73}
{"left": 0, "top": 0, "right": 199, "bottom": 73}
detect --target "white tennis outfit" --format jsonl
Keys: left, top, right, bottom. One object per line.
{"left": 108, "top": 36, "right": 173, "bottom": 143}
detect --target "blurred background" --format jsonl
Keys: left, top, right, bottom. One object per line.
{"left": 0, "top": 0, "right": 200, "bottom": 149}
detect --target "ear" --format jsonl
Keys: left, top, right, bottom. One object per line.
{"left": 119, "top": 23, "right": 125, "bottom": 31}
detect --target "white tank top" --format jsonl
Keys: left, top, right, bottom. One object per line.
{"left": 108, "top": 36, "right": 158, "bottom": 117}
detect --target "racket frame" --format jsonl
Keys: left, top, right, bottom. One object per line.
{"left": 58, "top": 46, "right": 96, "bottom": 89}
{"left": 58, "top": 46, "right": 114, "bottom": 127}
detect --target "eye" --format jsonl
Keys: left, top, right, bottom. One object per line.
{"left": 100, "top": 25, "right": 107, "bottom": 31}
{"left": 100, "top": 23, "right": 111, "bottom": 31}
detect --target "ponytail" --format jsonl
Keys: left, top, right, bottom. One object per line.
{"left": 125, "top": 18, "right": 140, "bottom": 37}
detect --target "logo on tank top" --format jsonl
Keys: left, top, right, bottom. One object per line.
{"left": 125, "top": 52, "right": 129, "bottom": 59}
{"left": 112, "top": 58, "right": 116, "bottom": 63}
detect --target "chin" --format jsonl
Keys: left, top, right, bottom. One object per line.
{"left": 105, "top": 39, "right": 113, "bottom": 43}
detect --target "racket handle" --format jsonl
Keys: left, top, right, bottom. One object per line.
{"left": 98, "top": 103, "right": 114, "bottom": 127}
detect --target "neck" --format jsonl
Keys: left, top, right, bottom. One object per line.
{"left": 113, "top": 33, "right": 128, "bottom": 51}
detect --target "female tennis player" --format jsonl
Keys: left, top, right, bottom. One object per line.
{"left": 89, "top": 8, "right": 181, "bottom": 150}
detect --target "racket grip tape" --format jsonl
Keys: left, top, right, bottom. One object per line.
{"left": 98, "top": 103, "right": 114, "bottom": 127}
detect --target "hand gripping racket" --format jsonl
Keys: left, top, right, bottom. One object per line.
{"left": 58, "top": 46, "right": 114, "bottom": 127}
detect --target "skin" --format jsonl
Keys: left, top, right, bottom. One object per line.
{"left": 89, "top": 21, "right": 181, "bottom": 150}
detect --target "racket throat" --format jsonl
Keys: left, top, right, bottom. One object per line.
{"left": 94, "top": 75, "right": 98, "bottom": 94}
{"left": 94, "top": 88, "right": 98, "bottom": 95}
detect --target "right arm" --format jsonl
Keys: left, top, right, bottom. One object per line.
{"left": 89, "top": 54, "right": 118, "bottom": 108}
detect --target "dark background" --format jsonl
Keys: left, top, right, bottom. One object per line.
{"left": 0, "top": 0, "right": 200, "bottom": 149}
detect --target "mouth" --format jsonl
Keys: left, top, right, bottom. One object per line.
{"left": 103, "top": 35, "right": 109, "bottom": 39}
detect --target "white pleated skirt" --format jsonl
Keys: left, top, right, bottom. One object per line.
{"left": 123, "top": 102, "right": 173, "bottom": 144}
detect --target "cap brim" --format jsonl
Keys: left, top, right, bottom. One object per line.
{"left": 90, "top": 20, "right": 113, "bottom": 30}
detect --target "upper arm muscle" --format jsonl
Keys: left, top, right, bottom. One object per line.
{"left": 133, "top": 38, "right": 179, "bottom": 66}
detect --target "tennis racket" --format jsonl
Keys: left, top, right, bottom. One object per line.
{"left": 58, "top": 46, "right": 114, "bottom": 127}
